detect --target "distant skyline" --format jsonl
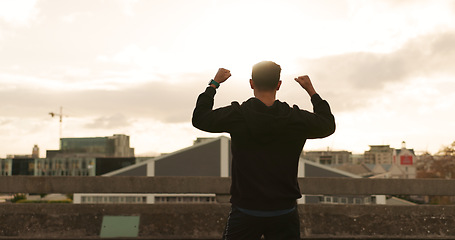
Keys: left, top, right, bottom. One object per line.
{"left": 1, "top": 0, "right": 455, "bottom": 157}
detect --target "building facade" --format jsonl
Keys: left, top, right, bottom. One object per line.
{"left": 392, "top": 141, "right": 417, "bottom": 178}
{"left": 302, "top": 150, "right": 352, "bottom": 165}
{"left": 364, "top": 145, "right": 394, "bottom": 164}
{"left": 368, "top": 142, "right": 417, "bottom": 179}
{"left": 0, "top": 159, "right": 12, "bottom": 176}
{"left": 0, "top": 157, "right": 136, "bottom": 176}
{"left": 35, "top": 157, "right": 96, "bottom": 176}
{"left": 47, "top": 134, "right": 134, "bottom": 158}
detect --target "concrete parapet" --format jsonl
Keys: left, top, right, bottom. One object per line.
{"left": 0, "top": 176, "right": 231, "bottom": 194}
{"left": 2, "top": 176, "right": 455, "bottom": 239}
{"left": 1, "top": 204, "right": 455, "bottom": 239}
{"left": 300, "top": 204, "right": 455, "bottom": 239}
{"left": 0, "top": 203, "right": 228, "bottom": 239}
{"left": 2, "top": 176, "right": 455, "bottom": 196}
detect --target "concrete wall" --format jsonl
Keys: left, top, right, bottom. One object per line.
{"left": 1, "top": 204, "right": 455, "bottom": 239}
{"left": 3, "top": 176, "right": 455, "bottom": 196}
{"left": 3, "top": 176, "right": 455, "bottom": 239}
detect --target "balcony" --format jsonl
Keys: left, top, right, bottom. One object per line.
{"left": 1, "top": 176, "right": 455, "bottom": 239}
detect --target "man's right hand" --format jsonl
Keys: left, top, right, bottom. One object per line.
{"left": 213, "top": 68, "right": 231, "bottom": 84}
{"left": 295, "top": 75, "right": 317, "bottom": 97}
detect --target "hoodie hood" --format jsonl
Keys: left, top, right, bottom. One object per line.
{"left": 239, "top": 98, "right": 292, "bottom": 143}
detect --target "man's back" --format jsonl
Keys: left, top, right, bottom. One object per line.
{"left": 192, "top": 62, "right": 335, "bottom": 240}
{"left": 193, "top": 89, "right": 335, "bottom": 210}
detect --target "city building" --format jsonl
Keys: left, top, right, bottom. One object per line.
{"left": 105, "top": 136, "right": 231, "bottom": 178}
{"left": 0, "top": 157, "right": 136, "bottom": 176}
{"left": 351, "top": 154, "right": 365, "bottom": 164}
{"left": 364, "top": 145, "right": 394, "bottom": 164}
{"left": 32, "top": 145, "right": 39, "bottom": 158}
{"left": 34, "top": 157, "right": 136, "bottom": 176}
{"left": 1, "top": 135, "right": 136, "bottom": 177}
{"left": 46, "top": 134, "right": 134, "bottom": 158}
{"left": 302, "top": 150, "right": 352, "bottom": 165}
{"left": 393, "top": 141, "right": 417, "bottom": 178}
{"left": 0, "top": 159, "right": 12, "bottom": 176}
{"left": 298, "top": 159, "right": 385, "bottom": 205}
{"left": 6, "top": 145, "right": 40, "bottom": 160}
{"left": 370, "top": 141, "right": 416, "bottom": 179}
{"left": 11, "top": 158, "right": 35, "bottom": 175}
{"left": 73, "top": 136, "right": 231, "bottom": 204}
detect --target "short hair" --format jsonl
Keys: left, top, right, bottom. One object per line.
{"left": 251, "top": 61, "right": 281, "bottom": 91}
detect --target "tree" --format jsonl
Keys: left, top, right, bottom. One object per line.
{"left": 439, "top": 141, "right": 455, "bottom": 156}
{"left": 417, "top": 141, "right": 455, "bottom": 179}
{"left": 416, "top": 141, "right": 455, "bottom": 204}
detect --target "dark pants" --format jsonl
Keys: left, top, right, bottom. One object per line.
{"left": 222, "top": 206, "right": 300, "bottom": 240}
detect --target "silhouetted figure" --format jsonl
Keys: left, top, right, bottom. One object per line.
{"left": 192, "top": 61, "right": 335, "bottom": 240}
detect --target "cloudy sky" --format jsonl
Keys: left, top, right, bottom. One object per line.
{"left": 1, "top": 0, "right": 455, "bottom": 158}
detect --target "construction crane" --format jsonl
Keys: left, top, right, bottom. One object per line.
{"left": 49, "top": 106, "right": 65, "bottom": 140}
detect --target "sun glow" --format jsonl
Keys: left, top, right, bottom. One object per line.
{"left": 171, "top": 1, "right": 305, "bottom": 77}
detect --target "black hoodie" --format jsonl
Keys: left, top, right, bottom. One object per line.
{"left": 192, "top": 86, "right": 335, "bottom": 210}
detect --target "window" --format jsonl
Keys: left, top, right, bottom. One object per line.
{"left": 324, "top": 196, "right": 332, "bottom": 203}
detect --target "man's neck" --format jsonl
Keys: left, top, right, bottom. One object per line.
{"left": 254, "top": 90, "right": 277, "bottom": 107}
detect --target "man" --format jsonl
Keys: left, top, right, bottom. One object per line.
{"left": 192, "top": 61, "right": 335, "bottom": 240}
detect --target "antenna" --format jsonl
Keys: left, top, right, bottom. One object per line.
{"left": 49, "top": 106, "right": 65, "bottom": 140}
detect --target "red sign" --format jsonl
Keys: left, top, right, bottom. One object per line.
{"left": 400, "top": 155, "right": 413, "bottom": 165}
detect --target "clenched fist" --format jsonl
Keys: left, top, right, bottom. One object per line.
{"left": 214, "top": 68, "right": 231, "bottom": 84}
{"left": 294, "top": 75, "right": 317, "bottom": 97}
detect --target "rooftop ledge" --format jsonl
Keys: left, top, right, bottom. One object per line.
{"left": 1, "top": 176, "right": 455, "bottom": 239}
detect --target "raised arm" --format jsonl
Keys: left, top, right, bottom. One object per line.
{"left": 209, "top": 68, "right": 231, "bottom": 88}
{"left": 192, "top": 68, "right": 239, "bottom": 133}
{"left": 293, "top": 75, "right": 335, "bottom": 138}
{"left": 294, "top": 75, "right": 317, "bottom": 97}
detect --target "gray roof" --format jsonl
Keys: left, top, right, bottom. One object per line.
{"left": 332, "top": 163, "right": 373, "bottom": 177}
{"left": 104, "top": 136, "right": 229, "bottom": 177}
{"left": 301, "top": 159, "right": 362, "bottom": 178}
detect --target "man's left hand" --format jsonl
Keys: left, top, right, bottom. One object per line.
{"left": 214, "top": 68, "right": 231, "bottom": 84}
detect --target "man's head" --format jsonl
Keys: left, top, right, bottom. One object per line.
{"left": 251, "top": 61, "right": 281, "bottom": 91}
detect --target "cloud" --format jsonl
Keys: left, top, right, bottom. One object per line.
{"left": 0, "top": 119, "right": 12, "bottom": 126}
{"left": 116, "top": 0, "right": 139, "bottom": 16}
{"left": 1, "top": 30, "right": 455, "bottom": 125}
{"left": 0, "top": 0, "right": 39, "bottom": 26}
{"left": 62, "top": 12, "right": 93, "bottom": 23}
{"left": 298, "top": 31, "right": 455, "bottom": 112}
{"left": 85, "top": 113, "right": 132, "bottom": 129}
{"left": 0, "top": 73, "right": 208, "bottom": 123}
{"left": 306, "top": 31, "right": 455, "bottom": 87}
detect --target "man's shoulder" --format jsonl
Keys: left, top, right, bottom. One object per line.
{"left": 232, "top": 98, "right": 255, "bottom": 108}
{"left": 230, "top": 101, "right": 241, "bottom": 109}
